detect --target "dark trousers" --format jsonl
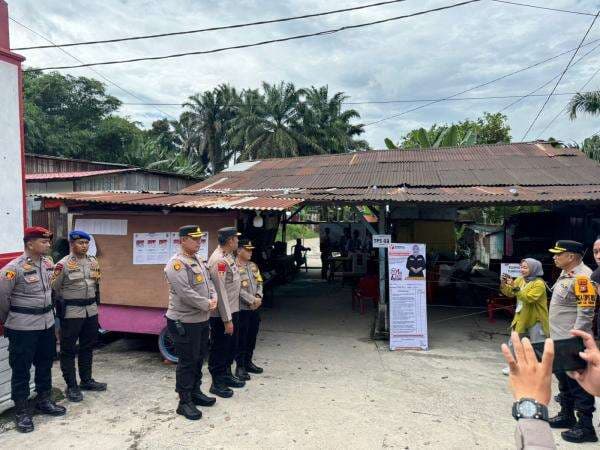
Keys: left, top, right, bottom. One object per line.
{"left": 556, "top": 371, "right": 596, "bottom": 416}
{"left": 6, "top": 327, "right": 56, "bottom": 402}
{"left": 167, "top": 319, "right": 209, "bottom": 394}
{"left": 209, "top": 312, "right": 239, "bottom": 378}
{"left": 246, "top": 310, "right": 261, "bottom": 363}
{"left": 235, "top": 310, "right": 251, "bottom": 366}
{"left": 321, "top": 255, "right": 330, "bottom": 279}
{"left": 60, "top": 314, "right": 99, "bottom": 387}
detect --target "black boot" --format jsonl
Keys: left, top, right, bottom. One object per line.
{"left": 80, "top": 379, "right": 107, "bottom": 391}
{"left": 246, "top": 361, "right": 263, "bottom": 374}
{"left": 65, "top": 385, "right": 84, "bottom": 403}
{"left": 191, "top": 389, "right": 216, "bottom": 407}
{"left": 222, "top": 368, "right": 245, "bottom": 388}
{"left": 176, "top": 393, "right": 201, "bottom": 420}
{"left": 35, "top": 392, "right": 66, "bottom": 416}
{"left": 14, "top": 401, "right": 34, "bottom": 433}
{"left": 548, "top": 407, "right": 576, "bottom": 429}
{"left": 235, "top": 365, "right": 251, "bottom": 381}
{"left": 209, "top": 377, "right": 234, "bottom": 398}
{"left": 561, "top": 413, "right": 598, "bottom": 443}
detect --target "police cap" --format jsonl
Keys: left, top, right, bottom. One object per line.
{"left": 218, "top": 227, "right": 241, "bottom": 244}
{"left": 238, "top": 238, "right": 255, "bottom": 250}
{"left": 69, "top": 230, "right": 91, "bottom": 241}
{"left": 179, "top": 225, "right": 205, "bottom": 238}
{"left": 549, "top": 240, "right": 585, "bottom": 255}
{"left": 24, "top": 226, "right": 53, "bottom": 242}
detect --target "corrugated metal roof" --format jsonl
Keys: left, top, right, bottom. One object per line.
{"left": 37, "top": 191, "right": 302, "bottom": 211}
{"left": 26, "top": 169, "right": 135, "bottom": 180}
{"left": 183, "top": 143, "right": 600, "bottom": 192}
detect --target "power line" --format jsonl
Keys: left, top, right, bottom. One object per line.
{"left": 500, "top": 38, "right": 600, "bottom": 112}
{"left": 490, "top": 0, "right": 596, "bottom": 17}
{"left": 363, "top": 36, "right": 600, "bottom": 127}
{"left": 10, "top": 17, "right": 177, "bottom": 120}
{"left": 24, "top": 0, "right": 481, "bottom": 71}
{"left": 13, "top": 0, "right": 414, "bottom": 50}
{"left": 521, "top": 11, "right": 600, "bottom": 141}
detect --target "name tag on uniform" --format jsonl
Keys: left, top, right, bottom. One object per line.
{"left": 24, "top": 274, "right": 40, "bottom": 283}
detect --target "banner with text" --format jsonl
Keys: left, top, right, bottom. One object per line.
{"left": 388, "top": 243, "right": 428, "bottom": 351}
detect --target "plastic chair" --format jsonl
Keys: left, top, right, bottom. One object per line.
{"left": 352, "top": 275, "right": 379, "bottom": 314}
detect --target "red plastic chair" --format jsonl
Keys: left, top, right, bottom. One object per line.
{"left": 352, "top": 275, "right": 379, "bottom": 314}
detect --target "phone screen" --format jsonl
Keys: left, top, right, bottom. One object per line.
{"left": 531, "top": 337, "right": 586, "bottom": 373}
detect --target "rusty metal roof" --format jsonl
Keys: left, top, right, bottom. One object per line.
{"left": 37, "top": 191, "right": 302, "bottom": 211}
{"left": 183, "top": 143, "right": 600, "bottom": 192}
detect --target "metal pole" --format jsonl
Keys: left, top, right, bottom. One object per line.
{"left": 374, "top": 203, "right": 388, "bottom": 337}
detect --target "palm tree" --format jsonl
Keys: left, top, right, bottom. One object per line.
{"left": 568, "top": 91, "right": 600, "bottom": 119}
{"left": 228, "top": 89, "right": 265, "bottom": 162}
{"left": 385, "top": 124, "right": 477, "bottom": 149}
{"left": 299, "top": 86, "right": 368, "bottom": 154}
{"left": 243, "top": 82, "right": 323, "bottom": 159}
{"left": 183, "top": 84, "right": 239, "bottom": 174}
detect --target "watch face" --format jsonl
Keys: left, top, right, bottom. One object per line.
{"left": 519, "top": 401, "right": 537, "bottom": 417}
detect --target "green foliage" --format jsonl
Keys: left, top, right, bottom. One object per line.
{"left": 568, "top": 91, "right": 600, "bottom": 119}
{"left": 389, "top": 112, "right": 511, "bottom": 149}
{"left": 582, "top": 135, "right": 600, "bottom": 161}
{"left": 276, "top": 224, "right": 319, "bottom": 242}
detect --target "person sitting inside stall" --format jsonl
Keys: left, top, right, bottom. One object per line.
{"left": 292, "top": 239, "right": 310, "bottom": 270}
{"left": 500, "top": 258, "right": 549, "bottom": 376}
{"left": 346, "top": 230, "right": 363, "bottom": 254}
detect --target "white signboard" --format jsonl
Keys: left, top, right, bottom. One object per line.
{"left": 501, "top": 263, "right": 521, "bottom": 279}
{"left": 373, "top": 234, "right": 392, "bottom": 248}
{"left": 74, "top": 219, "right": 127, "bottom": 235}
{"left": 388, "top": 243, "right": 428, "bottom": 351}
{"left": 133, "top": 232, "right": 210, "bottom": 265}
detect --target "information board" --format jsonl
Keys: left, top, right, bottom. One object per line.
{"left": 132, "top": 232, "right": 209, "bottom": 265}
{"left": 500, "top": 263, "right": 521, "bottom": 279}
{"left": 372, "top": 234, "right": 392, "bottom": 248}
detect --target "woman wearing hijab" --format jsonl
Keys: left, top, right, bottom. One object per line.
{"left": 500, "top": 258, "right": 550, "bottom": 375}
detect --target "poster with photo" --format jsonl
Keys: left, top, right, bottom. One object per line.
{"left": 132, "top": 232, "right": 171, "bottom": 265}
{"left": 388, "top": 243, "right": 428, "bottom": 351}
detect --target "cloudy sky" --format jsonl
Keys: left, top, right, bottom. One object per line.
{"left": 7, "top": 0, "right": 600, "bottom": 148}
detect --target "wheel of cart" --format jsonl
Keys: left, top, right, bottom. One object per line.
{"left": 158, "top": 326, "right": 178, "bottom": 363}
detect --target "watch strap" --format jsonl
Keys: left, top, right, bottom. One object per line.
{"left": 512, "top": 398, "right": 549, "bottom": 421}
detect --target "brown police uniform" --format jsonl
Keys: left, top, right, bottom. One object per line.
{"left": 236, "top": 260, "right": 263, "bottom": 371}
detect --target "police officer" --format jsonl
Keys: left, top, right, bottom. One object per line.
{"left": 164, "top": 225, "right": 218, "bottom": 420}
{"left": 235, "top": 239, "right": 264, "bottom": 381}
{"left": 547, "top": 240, "right": 598, "bottom": 444}
{"left": 51, "top": 230, "right": 106, "bottom": 403}
{"left": 0, "top": 227, "right": 66, "bottom": 433}
{"left": 208, "top": 227, "right": 244, "bottom": 398}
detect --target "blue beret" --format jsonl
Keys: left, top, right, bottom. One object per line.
{"left": 69, "top": 230, "right": 91, "bottom": 241}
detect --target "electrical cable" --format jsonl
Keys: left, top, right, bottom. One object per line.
{"left": 490, "top": 0, "right": 596, "bottom": 17}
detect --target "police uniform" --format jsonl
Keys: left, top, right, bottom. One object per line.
{"left": 208, "top": 227, "right": 244, "bottom": 398}
{"left": 51, "top": 230, "right": 106, "bottom": 402}
{"left": 0, "top": 227, "right": 65, "bottom": 433}
{"left": 164, "top": 225, "right": 217, "bottom": 420}
{"left": 235, "top": 239, "right": 264, "bottom": 380}
{"left": 546, "top": 240, "right": 597, "bottom": 443}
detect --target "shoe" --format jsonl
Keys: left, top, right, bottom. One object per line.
{"left": 35, "top": 399, "right": 66, "bottom": 416}
{"left": 561, "top": 416, "right": 598, "bottom": 443}
{"left": 66, "top": 386, "right": 83, "bottom": 403}
{"left": 191, "top": 390, "right": 216, "bottom": 407}
{"left": 246, "top": 361, "right": 263, "bottom": 374}
{"left": 176, "top": 394, "right": 202, "bottom": 421}
{"left": 502, "top": 366, "right": 509, "bottom": 376}
{"left": 14, "top": 402, "right": 34, "bottom": 433}
{"left": 209, "top": 380, "right": 234, "bottom": 398}
{"left": 549, "top": 409, "right": 576, "bottom": 429}
{"left": 80, "top": 379, "right": 107, "bottom": 391}
{"left": 222, "top": 374, "right": 245, "bottom": 388}
{"left": 235, "top": 365, "right": 251, "bottom": 381}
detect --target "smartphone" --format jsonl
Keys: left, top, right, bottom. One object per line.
{"left": 532, "top": 337, "right": 586, "bottom": 373}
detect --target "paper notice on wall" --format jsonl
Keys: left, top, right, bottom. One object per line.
{"left": 197, "top": 232, "right": 209, "bottom": 262}
{"left": 133, "top": 232, "right": 171, "bottom": 265}
{"left": 74, "top": 219, "right": 127, "bottom": 235}
{"left": 388, "top": 243, "right": 428, "bottom": 351}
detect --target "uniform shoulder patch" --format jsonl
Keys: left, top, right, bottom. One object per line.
{"left": 172, "top": 260, "right": 183, "bottom": 271}
{"left": 3, "top": 270, "right": 16, "bottom": 280}
{"left": 574, "top": 275, "right": 596, "bottom": 308}
{"left": 217, "top": 261, "right": 227, "bottom": 276}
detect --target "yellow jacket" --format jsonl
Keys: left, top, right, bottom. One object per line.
{"left": 500, "top": 277, "right": 549, "bottom": 336}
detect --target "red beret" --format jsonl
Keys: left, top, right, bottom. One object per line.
{"left": 24, "top": 226, "right": 53, "bottom": 240}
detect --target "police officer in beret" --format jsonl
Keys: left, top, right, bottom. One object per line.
{"left": 51, "top": 230, "right": 106, "bottom": 403}
{"left": 235, "top": 239, "right": 264, "bottom": 381}
{"left": 164, "top": 225, "right": 218, "bottom": 420}
{"left": 207, "top": 227, "right": 244, "bottom": 398}
{"left": 0, "top": 227, "right": 66, "bottom": 433}
{"left": 546, "top": 240, "right": 598, "bottom": 443}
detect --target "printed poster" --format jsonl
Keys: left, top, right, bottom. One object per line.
{"left": 168, "top": 231, "right": 209, "bottom": 262}
{"left": 388, "top": 243, "right": 428, "bottom": 351}
{"left": 500, "top": 263, "right": 521, "bottom": 280}
{"left": 133, "top": 232, "right": 210, "bottom": 265}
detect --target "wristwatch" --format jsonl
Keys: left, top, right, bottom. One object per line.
{"left": 512, "top": 398, "right": 548, "bottom": 421}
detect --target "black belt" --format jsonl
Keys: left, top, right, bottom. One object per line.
{"left": 64, "top": 298, "right": 96, "bottom": 306}
{"left": 10, "top": 304, "right": 53, "bottom": 315}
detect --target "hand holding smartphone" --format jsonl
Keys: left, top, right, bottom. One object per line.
{"left": 532, "top": 337, "right": 586, "bottom": 373}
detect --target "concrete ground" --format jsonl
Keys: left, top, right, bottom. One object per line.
{"left": 0, "top": 270, "right": 598, "bottom": 449}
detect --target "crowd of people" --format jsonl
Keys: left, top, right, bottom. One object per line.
{"left": 0, "top": 225, "right": 266, "bottom": 431}
{"left": 502, "top": 240, "right": 600, "bottom": 447}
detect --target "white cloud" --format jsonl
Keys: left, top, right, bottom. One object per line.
{"left": 8, "top": 0, "right": 600, "bottom": 148}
